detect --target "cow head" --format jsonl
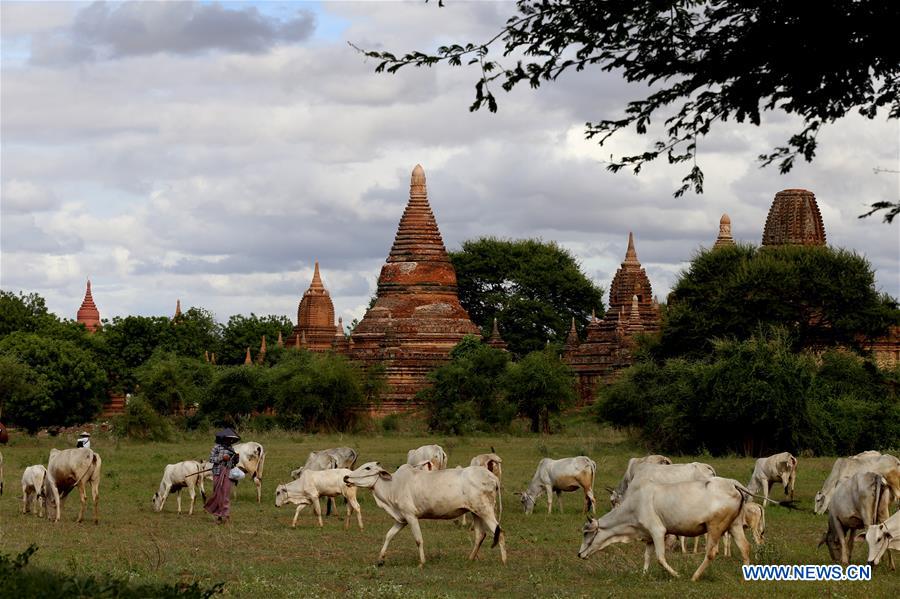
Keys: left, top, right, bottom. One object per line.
{"left": 861, "top": 523, "right": 892, "bottom": 566}
{"left": 516, "top": 491, "right": 536, "bottom": 514}
{"left": 343, "top": 462, "right": 391, "bottom": 488}
{"left": 813, "top": 491, "right": 828, "bottom": 515}
{"left": 151, "top": 491, "right": 163, "bottom": 512}
{"left": 290, "top": 467, "right": 304, "bottom": 480}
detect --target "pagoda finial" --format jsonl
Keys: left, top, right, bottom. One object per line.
{"left": 486, "top": 316, "right": 508, "bottom": 351}
{"left": 624, "top": 232, "right": 639, "bottom": 265}
{"left": 591, "top": 309, "right": 597, "bottom": 323}
{"left": 570, "top": 317, "right": 577, "bottom": 334}
{"left": 713, "top": 214, "right": 735, "bottom": 249}
{"left": 244, "top": 347, "right": 252, "bottom": 365}
{"left": 277, "top": 330, "right": 284, "bottom": 348}
{"left": 564, "top": 316, "right": 580, "bottom": 351}
{"left": 294, "top": 332, "right": 301, "bottom": 349}
{"left": 310, "top": 260, "right": 325, "bottom": 291}
{"left": 257, "top": 335, "right": 267, "bottom": 364}
{"left": 411, "top": 164, "right": 426, "bottom": 197}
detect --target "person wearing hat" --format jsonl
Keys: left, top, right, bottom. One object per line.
{"left": 76, "top": 432, "right": 91, "bottom": 449}
{"left": 204, "top": 428, "right": 241, "bottom": 523}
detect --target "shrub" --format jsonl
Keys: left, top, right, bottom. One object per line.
{"left": 136, "top": 352, "right": 213, "bottom": 415}
{"left": 201, "top": 365, "right": 267, "bottom": 426}
{"left": 503, "top": 348, "right": 576, "bottom": 433}
{"left": 115, "top": 396, "right": 173, "bottom": 442}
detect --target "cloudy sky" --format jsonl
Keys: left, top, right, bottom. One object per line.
{"left": 2, "top": 1, "right": 898, "bottom": 329}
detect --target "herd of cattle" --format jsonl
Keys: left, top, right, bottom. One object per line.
{"left": 3, "top": 444, "right": 900, "bottom": 581}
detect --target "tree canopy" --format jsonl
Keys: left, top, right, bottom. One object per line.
{"left": 358, "top": 1, "right": 900, "bottom": 221}
{"left": 450, "top": 237, "right": 604, "bottom": 356}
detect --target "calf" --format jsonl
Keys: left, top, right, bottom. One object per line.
{"left": 275, "top": 468, "right": 362, "bottom": 529}
{"left": 470, "top": 452, "right": 503, "bottom": 517}
{"left": 344, "top": 462, "right": 506, "bottom": 566}
{"left": 291, "top": 447, "right": 359, "bottom": 515}
{"left": 43, "top": 447, "right": 102, "bottom": 524}
{"left": 152, "top": 460, "right": 206, "bottom": 515}
{"left": 723, "top": 501, "right": 766, "bottom": 557}
{"left": 747, "top": 452, "right": 797, "bottom": 505}
{"left": 518, "top": 456, "right": 596, "bottom": 515}
{"left": 406, "top": 444, "right": 448, "bottom": 471}
{"left": 820, "top": 471, "right": 891, "bottom": 566}
{"left": 578, "top": 477, "right": 752, "bottom": 581}
{"left": 233, "top": 441, "right": 266, "bottom": 503}
{"left": 21, "top": 465, "right": 48, "bottom": 517}
{"left": 861, "top": 510, "right": 899, "bottom": 569}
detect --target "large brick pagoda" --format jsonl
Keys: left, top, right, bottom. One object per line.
{"left": 348, "top": 164, "right": 480, "bottom": 410}
{"left": 76, "top": 279, "right": 102, "bottom": 333}
{"left": 563, "top": 233, "right": 660, "bottom": 403}
{"left": 286, "top": 261, "right": 344, "bottom": 351}
{"left": 762, "top": 188, "right": 826, "bottom": 247}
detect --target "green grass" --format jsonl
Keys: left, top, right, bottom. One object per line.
{"left": 1, "top": 423, "right": 897, "bottom": 598}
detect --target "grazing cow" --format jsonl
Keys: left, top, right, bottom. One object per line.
{"left": 723, "top": 502, "right": 766, "bottom": 557}
{"left": 861, "top": 510, "right": 900, "bottom": 569}
{"left": 518, "top": 456, "right": 596, "bottom": 515}
{"left": 814, "top": 452, "right": 900, "bottom": 514}
{"left": 747, "top": 452, "right": 797, "bottom": 505}
{"left": 610, "top": 462, "right": 716, "bottom": 508}
{"left": 470, "top": 453, "right": 503, "bottom": 517}
{"left": 577, "top": 477, "right": 752, "bottom": 581}
{"left": 274, "top": 468, "right": 363, "bottom": 529}
{"left": 820, "top": 471, "right": 892, "bottom": 567}
{"left": 152, "top": 460, "right": 207, "bottom": 515}
{"left": 232, "top": 441, "right": 266, "bottom": 503}
{"left": 21, "top": 465, "right": 48, "bottom": 517}
{"left": 343, "top": 461, "right": 507, "bottom": 566}
{"left": 406, "top": 445, "right": 448, "bottom": 471}
{"left": 609, "top": 455, "right": 672, "bottom": 504}
{"left": 291, "top": 447, "right": 359, "bottom": 515}
{"left": 43, "top": 448, "right": 102, "bottom": 524}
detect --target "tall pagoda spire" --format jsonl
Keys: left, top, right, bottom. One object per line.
{"left": 486, "top": 317, "right": 509, "bottom": 352}
{"left": 76, "top": 279, "right": 101, "bottom": 333}
{"left": 623, "top": 232, "right": 639, "bottom": 265}
{"left": 174, "top": 299, "right": 182, "bottom": 318}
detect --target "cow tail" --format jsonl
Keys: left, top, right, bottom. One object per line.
{"left": 492, "top": 525, "right": 502, "bottom": 548}
{"left": 256, "top": 446, "right": 265, "bottom": 480}
{"left": 874, "top": 475, "right": 885, "bottom": 521}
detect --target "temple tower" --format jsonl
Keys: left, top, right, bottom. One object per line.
{"left": 76, "top": 279, "right": 101, "bottom": 333}
{"left": 286, "top": 261, "right": 340, "bottom": 352}
{"left": 349, "top": 164, "right": 480, "bottom": 409}
{"left": 713, "top": 214, "right": 735, "bottom": 249}
{"left": 762, "top": 189, "right": 826, "bottom": 247}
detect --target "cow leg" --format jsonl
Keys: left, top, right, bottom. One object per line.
{"left": 22, "top": 489, "right": 28, "bottom": 514}
{"left": 651, "top": 530, "right": 680, "bottom": 577}
{"left": 469, "top": 516, "right": 487, "bottom": 561}
{"left": 91, "top": 479, "right": 100, "bottom": 525}
{"left": 176, "top": 491, "right": 182, "bottom": 514}
{"left": 312, "top": 496, "right": 324, "bottom": 527}
{"left": 377, "top": 521, "right": 407, "bottom": 565}
{"left": 691, "top": 528, "right": 723, "bottom": 582}
{"left": 255, "top": 475, "right": 261, "bottom": 504}
{"left": 545, "top": 485, "right": 553, "bottom": 514}
{"left": 407, "top": 516, "right": 426, "bottom": 567}
{"left": 845, "top": 529, "right": 856, "bottom": 565}
{"left": 692, "top": 535, "right": 701, "bottom": 554}
{"left": 679, "top": 536, "right": 686, "bottom": 553}
{"left": 555, "top": 491, "right": 563, "bottom": 514}
{"left": 188, "top": 486, "right": 195, "bottom": 516}
{"left": 643, "top": 543, "right": 653, "bottom": 573}
{"left": 76, "top": 484, "right": 87, "bottom": 523}
{"left": 585, "top": 488, "right": 596, "bottom": 514}
{"left": 724, "top": 531, "right": 731, "bottom": 557}
{"left": 347, "top": 495, "right": 363, "bottom": 530}
{"left": 292, "top": 502, "right": 308, "bottom": 528}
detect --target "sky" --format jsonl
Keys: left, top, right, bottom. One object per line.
{"left": 2, "top": 1, "right": 898, "bottom": 329}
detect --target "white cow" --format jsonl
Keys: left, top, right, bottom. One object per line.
{"left": 820, "top": 471, "right": 892, "bottom": 567}
{"left": 747, "top": 452, "right": 797, "bottom": 505}
{"left": 406, "top": 445, "right": 447, "bottom": 471}
{"left": 21, "top": 465, "right": 48, "bottom": 517}
{"left": 519, "top": 456, "right": 596, "bottom": 515}
{"left": 611, "top": 462, "right": 716, "bottom": 508}
{"left": 344, "top": 461, "right": 507, "bottom": 566}
{"left": 470, "top": 453, "right": 503, "bottom": 517}
{"left": 233, "top": 441, "right": 266, "bottom": 503}
{"left": 861, "top": 509, "right": 900, "bottom": 569}
{"left": 723, "top": 501, "right": 766, "bottom": 557}
{"left": 609, "top": 455, "right": 672, "bottom": 505}
{"left": 152, "top": 460, "right": 207, "bottom": 515}
{"left": 291, "top": 447, "right": 359, "bottom": 515}
{"left": 815, "top": 452, "right": 900, "bottom": 514}
{"left": 43, "top": 448, "right": 102, "bottom": 524}
{"left": 275, "top": 468, "right": 363, "bottom": 529}
{"left": 578, "top": 477, "right": 752, "bottom": 581}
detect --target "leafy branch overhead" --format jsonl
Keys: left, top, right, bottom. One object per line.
{"left": 353, "top": 1, "right": 900, "bottom": 220}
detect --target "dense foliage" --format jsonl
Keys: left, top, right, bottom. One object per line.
{"left": 504, "top": 347, "right": 577, "bottom": 433}
{"left": 598, "top": 329, "right": 900, "bottom": 456}
{"left": 659, "top": 245, "right": 900, "bottom": 359}
{"left": 0, "top": 545, "right": 222, "bottom": 598}
{"left": 360, "top": 1, "right": 900, "bottom": 221}
{"left": 135, "top": 352, "right": 215, "bottom": 415}
{"left": 451, "top": 238, "right": 604, "bottom": 356}
{"left": 217, "top": 313, "right": 293, "bottom": 366}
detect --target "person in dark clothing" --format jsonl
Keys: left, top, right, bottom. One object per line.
{"left": 204, "top": 428, "right": 240, "bottom": 523}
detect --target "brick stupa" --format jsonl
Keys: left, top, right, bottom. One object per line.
{"left": 563, "top": 233, "right": 660, "bottom": 403}
{"left": 286, "top": 261, "right": 343, "bottom": 352}
{"left": 76, "top": 279, "right": 102, "bottom": 333}
{"left": 349, "top": 164, "right": 480, "bottom": 409}
{"left": 762, "top": 189, "right": 826, "bottom": 247}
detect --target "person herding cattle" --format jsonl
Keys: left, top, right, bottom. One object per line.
{"left": 204, "top": 428, "right": 241, "bottom": 524}
{"left": 76, "top": 432, "right": 91, "bottom": 449}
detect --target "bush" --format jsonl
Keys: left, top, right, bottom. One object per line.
{"left": 201, "top": 365, "right": 267, "bottom": 426}
{"left": 115, "top": 396, "right": 173, "bottom": 442}
{"left": 0, "top": 545, "right": 223, "bottom": 598}
{"left": 136, "top": 352, "right": 213, "bottom": 415}
{"left": 503, "top": 348, "right": 576, "bottom": 434}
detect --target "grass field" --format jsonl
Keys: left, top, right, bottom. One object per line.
{"left": 1, "top": 418, "right": 898, "bottom": 598}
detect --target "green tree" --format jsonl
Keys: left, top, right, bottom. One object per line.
{"left": 0, "top": 333, "right": 107, "bottom": 433}
{"left": 99, "top": 315, "right": 174, "bottom": 392}
{"left": 135, "top": 352, "right": 214, "bottom": 415}
{"left": 265, "top": 350, "right": 366, "bottom": 431}
{"left": 659, "top": 244, "right": 899, "bottom": 359}
{"left": 451, "top": 238, "right": 604, "bottom": 356}
{"left": 503, "top": 348, "right": 576, "bottom": 433}
{"left": 201, "top": 365, "right": 267, "bottom": 426}
{"left": 164, "top": 307, "right": 221, "bottom": 359}
{"left": 0, "top": 291, "right": 55, "bottom": 339}
{"left": 359, "top": 1, "right": 900, "bottom": 221}
{"left": 419, "top": 335, "right": 514, "bottom": 433}
{"left": 218, "top": 314, "right": 293, "bottom": 365}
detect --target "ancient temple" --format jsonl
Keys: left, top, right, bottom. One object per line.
{"left": 348, "top": 165, "right": 480, "bottom": 410}
{"left": 285, "top": 261, "right": 344, "bottom": 352}
{"left": 713, "top": 214, "right": 735, "bottom": 249}
{"left": 76, "top": 279, "right": 102, "bottom": 333}
{"left": 485, "top": 318, "right": 508, "bottom": 352}
{"left": 762, "top": 189, "right": 826, "bottom": 247}
{"left": 563, "top": 233, "right": 660, "bottom": 403}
